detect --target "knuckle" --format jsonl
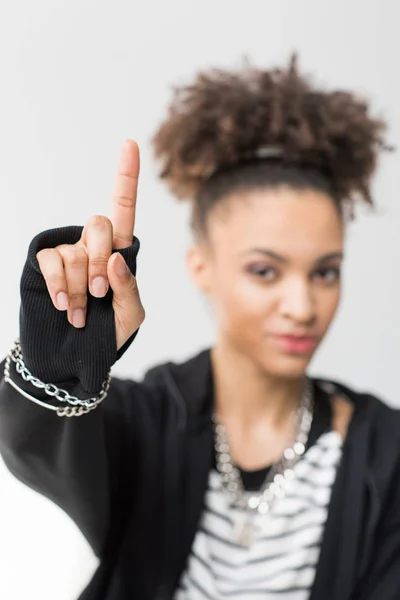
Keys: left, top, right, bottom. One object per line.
{"left": 36, "top": 248, "right": 51, "bottom": 263}
{"left": 88, "top": 214, "right": 112, "bottom": 231}
{"left": 89, "top": 255, "right": 109, "bottom": 269}
{"left": 56, "top": 243, "right": 73, "bottom": 254}
{"left": 63, "top": 245, "right": 88, "bottom": 267}
{"left": 37, "top": 248, "right": 61, "bottom": 272}
{"left": 36, "top": 249, "right": 63, "bottom": 282}
{"left": 112, "top": 195, "right": 133, "bottom": 209}
{"left": 113, "top": 233, "right": 132, "bottom": 247}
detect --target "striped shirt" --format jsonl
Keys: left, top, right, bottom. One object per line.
{"left": 174, "top": 429, "right": 343, "bottom": 600}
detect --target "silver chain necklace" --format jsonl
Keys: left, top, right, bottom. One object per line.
{"left": 212, "top": 378, "right": 314, "bottom": 547}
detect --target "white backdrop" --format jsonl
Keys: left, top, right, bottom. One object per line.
{"left": 0, "top": 1, "right": 399, "bottom": 598}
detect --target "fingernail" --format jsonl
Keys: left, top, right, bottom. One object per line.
{"left": 57, "top": 292, "right": 69, "bottom": 311}
{"left": 72, "top": 309, "right": 86, "bottom": 328}
{"left": 115, "top": 253, "right": 129, "bottom": 277}
{"left": 92, "top": 276, "right": 107, "bottom": 297}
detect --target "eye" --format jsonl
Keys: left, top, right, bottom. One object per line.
{"left": 313, "top": 267, "right": 341, "bottom": 283}
{"left": 247, "top": 265, "right": 278, "bottom": 281}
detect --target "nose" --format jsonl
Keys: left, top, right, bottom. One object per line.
{"left": 279, "top": 278, "right": 316, "bottom": 326}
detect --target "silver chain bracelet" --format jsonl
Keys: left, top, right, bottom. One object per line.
{"left": 4, "top": 339, "right": 111, "bottom": 417}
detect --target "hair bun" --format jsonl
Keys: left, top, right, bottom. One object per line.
{"left": 152, "top": 54, "right": 391, "bottom": 204}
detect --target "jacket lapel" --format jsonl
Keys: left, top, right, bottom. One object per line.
{"left": 179, "top": 417, "right": 214, "bottom": 575}
{"left": 310, "top": 385, "right": 373, "bottom": 600}
{"left": 160, "top": 349, "right": 215, "bottom": 594}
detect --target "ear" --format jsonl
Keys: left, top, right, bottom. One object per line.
{"left": 186, "top": 243, "right": 212, "bottom": 295}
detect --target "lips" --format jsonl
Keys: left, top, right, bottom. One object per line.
{"left": 273, "top": 334, "right": 319, "bottom": 355}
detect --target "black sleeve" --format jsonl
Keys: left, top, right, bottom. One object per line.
{"left": 0, "top": 227, "right": 157, "bottom": 558}
{"left": 351, "top": 455, "right": 400, "bottom": 600}
{"left": 19, "top": 226, "right": 141, "bottom": 399}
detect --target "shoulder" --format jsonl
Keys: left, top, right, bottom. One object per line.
{"left": 316, "top": 376, "right": 400, "bottom": 446}
{"left": 142, "top": 347, "right": 211, "bottom": 397}
{"left": 316, "top": 376, "right": 399, "bottom": 416}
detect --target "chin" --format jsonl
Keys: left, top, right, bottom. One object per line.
{"left": 257, "top": 353, "right": 312, "bottom": 380}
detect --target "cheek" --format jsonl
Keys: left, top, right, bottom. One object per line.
{"left": 212, "top": 271, "right": 275, "bottom": 329}
{"left": 317, "top": 287, "right": 342, "bottom": 329}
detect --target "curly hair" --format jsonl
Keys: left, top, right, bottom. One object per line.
{"left": 152, "top": 55, "right": 390, "bottom": 236}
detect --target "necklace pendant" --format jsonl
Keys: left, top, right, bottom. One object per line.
{"left": 233, "top": 519, "right": 258, "bottom": 547}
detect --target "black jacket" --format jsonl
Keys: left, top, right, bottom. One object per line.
{"left": 0, "top": 227, "right": 400, "bottom": 600}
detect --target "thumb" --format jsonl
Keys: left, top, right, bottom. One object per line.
{"left": 107, "top": 252, "right": 145, "bottom": 349}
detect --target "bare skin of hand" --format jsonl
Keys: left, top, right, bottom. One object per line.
{"left": 36, "top": 140, "right": 145, "bottom": 351}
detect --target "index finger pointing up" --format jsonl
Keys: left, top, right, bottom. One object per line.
{"left": 110, "top": 139, "right": 140, "bottom": 249}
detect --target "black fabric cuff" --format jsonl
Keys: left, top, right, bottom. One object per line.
{"left": 19, "top": 226, "right": 140, "bottom": 398}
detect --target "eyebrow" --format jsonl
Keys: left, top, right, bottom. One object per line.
{"left": 242, "top": 248, "right": 344, "bottom": 265}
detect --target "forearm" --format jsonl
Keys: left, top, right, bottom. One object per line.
{"left": 0, "top": 356, "right": 111, "bottom": 556}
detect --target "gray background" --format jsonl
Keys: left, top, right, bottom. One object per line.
{"left": 0, "top": 1, "right": 399, "bottom": 598}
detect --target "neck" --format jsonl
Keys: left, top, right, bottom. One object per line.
{"left": 210, "top": 343, "right": 305, "bottom": 429}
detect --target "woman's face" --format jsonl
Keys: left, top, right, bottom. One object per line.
{"left": 187, "top": 186, "right": 344, "bottom": 379}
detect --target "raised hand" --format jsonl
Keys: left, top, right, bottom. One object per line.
{"left": 37, "top": 139, "right": 145, "bottom": 351}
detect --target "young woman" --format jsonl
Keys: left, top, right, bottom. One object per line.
{"left": 0, "top": 57, "right": 399, "bottom": 600}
